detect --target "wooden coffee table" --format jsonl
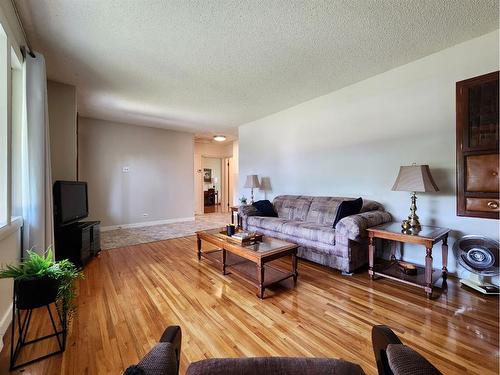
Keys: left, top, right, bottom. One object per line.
{"left": 196, "top": 228, "right": 299, "bottom": 298}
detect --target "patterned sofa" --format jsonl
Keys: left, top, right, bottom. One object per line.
{"left": 239, "top": 195, "right": 392, "bottom": 273}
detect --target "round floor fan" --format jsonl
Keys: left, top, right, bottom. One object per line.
{"left": 453, "top": 235, "right": 499, "bottom": 295}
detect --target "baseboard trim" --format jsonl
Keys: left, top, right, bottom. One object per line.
{"left": 101, "top": 217, "right": 195, "bottom": 232}
{"left": 0, "top": 302, "right": 13, "bottom": 353}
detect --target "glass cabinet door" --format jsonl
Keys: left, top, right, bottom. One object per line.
{"left": 467, "top": 79, "right": 499, "bottom": 150}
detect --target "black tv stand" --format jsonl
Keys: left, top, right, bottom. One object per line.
{"left": 54, "top": 221, "right": 101, "bottom": 268}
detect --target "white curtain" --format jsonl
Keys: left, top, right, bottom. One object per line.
{"left": 21, "top": 52, "right": 54, "bottom": 254}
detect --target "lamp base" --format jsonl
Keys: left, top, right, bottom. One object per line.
{"left": 406, "top": 192, "right": 421, "bottom": 232}
{"left": 408, "top": 218, "right": 421, "bottom": 231}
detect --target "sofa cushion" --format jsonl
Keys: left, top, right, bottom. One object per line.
{"left": 305, "top": 199, "right": 344, "bottom": 226}
{"left": 281, "top": 221, "right": 336, "bottom": 246}
{"left": 273, "top": 197, "right": 312, "bottom": 221}
{"left": 333, "top": 198, "right": 363, "bottom": 228}
{"left": 247, "top": 216, "right": 289, "bottom": 232}
{"left": 386, "top": 344, "right": 442, "bottom": 375}
{"left": 252, "top": 200, "right": 278, "bottom": 217}
{"left": 186, "top": 357, "right": 365, "bottom": 375}
{"left": 360, "top": 199, "right": 384, "bottom": 213}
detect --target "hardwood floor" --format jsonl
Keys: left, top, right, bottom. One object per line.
{"left": 0, "top": 235, "right": 498, "bottom": 374}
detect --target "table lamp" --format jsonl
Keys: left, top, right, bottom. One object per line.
{"left": 392, "top": 165, "right": 439, "bottom": 231}
{"left": 244, "top": 175, "right": 260, "bottom": 204}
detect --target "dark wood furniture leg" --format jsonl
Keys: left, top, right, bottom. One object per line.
{"left": 425, "top": 246, "right": 433, "bottom": 299}
{"left": 197, "top": 235, "right": 202, "bottom": 261}
{"left": 292, "top": 250, "right": 298, "bottom": 285}
{"left": 257, "top": 263, "right": 264, "bottom": 299}
{"left": 222, "top": 249, "right": 227, "bottom": 275}
{"left": 390, "top": 241, "right": 397, "bottom": 261}
{"left": 368, "top": 235, "right": 375, "bottom": 279}
{"left": 442, "top": 234, "right": 448, "bottom": 280}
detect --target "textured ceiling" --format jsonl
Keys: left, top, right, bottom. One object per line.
{"left": 16, "top": 0, "right": 499, "bottom": 134}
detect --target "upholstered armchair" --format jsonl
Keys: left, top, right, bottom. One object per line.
{"left": 124, "top": 325, "right": 442, "bottom": 375}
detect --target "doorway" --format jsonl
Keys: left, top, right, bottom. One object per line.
{"left": 195, "top": 156, "right": 234, "bottom": 215}
{"left": 202, "top": 157, "right": 222, "bottom": 213}
{"left": 193, "top": 139, "right": 237, "bottom": 216}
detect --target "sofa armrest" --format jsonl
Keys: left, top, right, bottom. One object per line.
{"left": 238, "top": 205, "right": 259, "bottom": 229}
{"left": 123, "top": 326, "right": 183, "bottom": 375}
{"left": 335, "top": 210, "right": 392, "bottom": 242}
{"left": 160, "top": 326, "right": 182, "bottom": 374}
{"left": 372, "top": 325, "right": 442, "bottom": 375}
{"left": 372, "top": 325, "right": 403, "bottom": 375}
{"left": 160, "top": 325, "right": 182, "bottom": 344}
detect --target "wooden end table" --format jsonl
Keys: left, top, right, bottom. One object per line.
{"left": 196, "top": 228, "right": 298, "bottom": 299}
{"left": 367, "top": 222, "right": 450, "bottom": 299}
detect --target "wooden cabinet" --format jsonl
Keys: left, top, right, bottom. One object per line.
{"left": 456, "top": 71, "right": 499, "bottom": 219}
{"left": 55, "top": 221, "right": 101, "bottom": 267}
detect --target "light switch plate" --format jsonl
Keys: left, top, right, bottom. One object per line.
{"left": 122, "top": 167, "right": 130, "bottom": 173}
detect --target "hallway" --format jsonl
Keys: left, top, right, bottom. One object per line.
{"left": 101, "top": 212, "right": 232, "bottom": 250}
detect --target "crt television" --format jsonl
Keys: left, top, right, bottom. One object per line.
{"left": 53, "top": 181, "right": 88, "bottom": 226}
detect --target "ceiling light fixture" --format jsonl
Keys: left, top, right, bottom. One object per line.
{"left": 213, "top": 135, "right": 226, "bottom": 142}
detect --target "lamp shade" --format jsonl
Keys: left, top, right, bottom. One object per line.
{"left": 391, "top": 165, "right": 439, "bottom": 192}
{"left": 244, "top": 175, "right": 260, "bottom": 188}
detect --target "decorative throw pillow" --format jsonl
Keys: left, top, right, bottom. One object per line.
{"left": 252, "top": 200, "right": 278, "bottom": 217}
{"left": 333, "top": 197, "right": 363, "bottom": 228}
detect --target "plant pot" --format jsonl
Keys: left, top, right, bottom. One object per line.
{"left": 15, "top": 276, "right": 60, "bottom": 310}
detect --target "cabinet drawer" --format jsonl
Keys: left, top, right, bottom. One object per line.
{"left": 466, "top": 154, "right": 499, "bottom": 192}
{"left": 466, "top": 198, "right": 500, "bottom": 212}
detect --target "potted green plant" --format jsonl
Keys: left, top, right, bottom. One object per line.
{"left": 0, "top": 248, "right": 83, "bottom": 322}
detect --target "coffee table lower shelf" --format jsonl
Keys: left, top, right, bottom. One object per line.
{"left": 202, "top": 250, "right": 295, "bottom": 297}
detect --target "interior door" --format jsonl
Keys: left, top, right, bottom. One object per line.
{"left": 221, "top": 157, "right": 233, "bottom": 212}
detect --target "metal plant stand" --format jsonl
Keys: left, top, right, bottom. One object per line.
{"left": 9, "top": 291, "right": 67, "bottom": 370}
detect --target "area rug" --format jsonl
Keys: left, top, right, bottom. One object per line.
{"left": 101, "top": 212, "right": 231, "bottom": 250}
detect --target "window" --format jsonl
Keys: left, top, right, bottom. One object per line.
{"left": 0, "top": 24, "right": 8, "bottom": 227}
{"left": 0, "top": 23, "right": 23, "bottom": 228}
{"left": 11, "top": 48, "right": 22, "bottom": 218}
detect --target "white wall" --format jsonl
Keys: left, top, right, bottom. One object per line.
{"left": 78, "top": 117, "right": 194, "bottom": 228}
{"left": 239, "top": 31, "right": 499, "bottom": 278}
{"left": 194, "top": 141, "right": 233, "bottom": 158}
{"left": 232, "top": 141, "right": 239, "bottom": 205}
